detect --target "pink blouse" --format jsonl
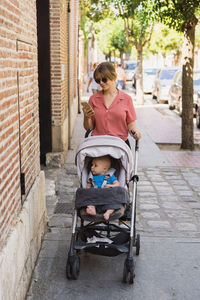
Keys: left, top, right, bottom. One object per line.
{"left": 88, "top": 89, "right": 137, "bottom": 141}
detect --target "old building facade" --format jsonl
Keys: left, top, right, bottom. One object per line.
{"left": 38, "top": 0, "right": 79, "bottom": 166}
{"left": 0, "top": 0, "right": 79, "bottom": 299}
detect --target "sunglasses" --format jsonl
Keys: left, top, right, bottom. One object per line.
{"left": 95, "top": 77, "right": 108, "bottom": 84}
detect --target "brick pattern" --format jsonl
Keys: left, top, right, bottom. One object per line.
{"left": 0, "top": 0, "right": 40, "bottom": 249}
{"left": 50, "top": 0, "right": 79, "bottom": 125}
{"left": 70, "top": 0, "right": 78, "bottom": 100}
{"left": 163, "top": 151, "right": 200, "bottom": 168}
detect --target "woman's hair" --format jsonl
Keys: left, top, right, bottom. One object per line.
{"left": 94, "top": 62, "right": 117, "bottom": 82}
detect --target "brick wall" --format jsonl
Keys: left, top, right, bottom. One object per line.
{"left": 49, "top": 0, "right": 79, "bottom": 153}
{"left": 0, "top": 0, "right": 40, "bottom": 249}
{"left": 70, "top": 0, "right": 78, "bottom": 100}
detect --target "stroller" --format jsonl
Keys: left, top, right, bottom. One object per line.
{"left": 66, "top": 133, "right": 140, "bottom": 284}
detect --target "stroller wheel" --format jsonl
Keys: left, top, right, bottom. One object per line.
{"left": 66, "top": 255, "right": 80, "bottom": 280}
{"left": 66, "top": 260, "right": 72, "bottom": 280}
{"left": 136, "top": 234, "right": 140, "bottom": 256}
{"left": 122, "top": 258, "right": 135, "bottom": 284}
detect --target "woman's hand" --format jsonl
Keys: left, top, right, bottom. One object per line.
{"left": 82, "top": 106, "right": 94, "bottom": 119}
{"left": 83, "top": 106, "right": 94, "bottom": 131}
{"left": 130, "top": 130, "right": 141, "bottom": 140}
{"left": 128, "top": 121, "right": 142, "bottom": 140}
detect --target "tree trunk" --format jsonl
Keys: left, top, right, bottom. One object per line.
{"left": 181, "top": 17, "right": 197, "bottom": 150}
{"left": 136, "top": 42, "right": 144, "bottom": 105}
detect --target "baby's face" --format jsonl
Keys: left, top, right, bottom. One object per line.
{"left": 91, "top": 159, "right": 108, "bottom": 175}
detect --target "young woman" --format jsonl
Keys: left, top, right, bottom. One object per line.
{"left": 83, "top": 62, "right": 141, "bottom": 144}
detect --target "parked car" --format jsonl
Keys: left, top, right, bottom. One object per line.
{"left": 168, "top": 69, "right": 200, "bottom": 117}
{"left": 124, "top": 61, "right": 137, "bottom": 81}
{"left": 132, "top": 68, "right": 159, "bottom": 93}
{"left": 195, "top": 92, "right": 200, "bottom": 128}
{"left": 152, "top": 67, "right": 180, "bottom": 103}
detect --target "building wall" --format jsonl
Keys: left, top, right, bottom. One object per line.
{"left": 49, "top": 0, "right": 79, "bottom": 159}
{"left": 0, "top": 0, "right": 46, "bottom": 298}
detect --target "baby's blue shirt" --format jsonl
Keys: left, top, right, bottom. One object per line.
{"left": 93, "top": 174, "right": 117, "bottom": 188}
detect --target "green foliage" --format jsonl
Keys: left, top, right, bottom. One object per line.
{"left": 95, "top": 19, "right": 115, "bottom": 56}
{"left": 110, "top": 20, "right": 131, "bottom": 55}
{"left": 95, "top": 18, "right": 131, "bottom": 58}
{"left": 111, "top": 30, "right": 130, "bottom": 54}
{"left": 147, "top": 23, "right": 183, "bottom": 56}
{"left": 80, "top": 0, "right": 113, "bottom": 22}
{"left": 111, "top": 0, "right": 142, "bottom": 19}
{"left": 115, "top": 1, "right": 155, "bottom": 48}
{"left": 152, "top": 0, "right": 200, "bottom": 31}
{"left": 80, "top": 0, "right": 155, "bottom": 54}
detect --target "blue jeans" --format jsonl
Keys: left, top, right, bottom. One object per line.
{"left": 116, "top": 80, "right": 124, "bottom": 90}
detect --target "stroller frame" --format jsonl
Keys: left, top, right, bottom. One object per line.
{"left": 66, "top": 134, "right": 140, "bottom": 284}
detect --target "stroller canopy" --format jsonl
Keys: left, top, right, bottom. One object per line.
{"left": 75, "top": 135, "right": 134, "bottom": 186}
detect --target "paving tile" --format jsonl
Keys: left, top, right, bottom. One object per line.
{"left": 147, "top": 220, "right": 171, "bottom": 229}
{"left": 175, "top": 223, "right": 197, "bottom": 232}
{"left": 162, "top": 202, "right": 185, "bottom": 210}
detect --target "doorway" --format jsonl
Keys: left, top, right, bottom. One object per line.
{"left": 36, "top": 0, "right": 52, "bottom": 164}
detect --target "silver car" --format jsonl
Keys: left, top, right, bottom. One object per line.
{"left": 168, "top": 69, "right": 200, "bottom": 117}
{"left": 124, "top": 61, "right": 137, "bottom": 81}
{"left": 152, "top": 67, "right": 180, "bottom": 103}
{"left": 195, "top": 92, "right": 200, "bottom": 128}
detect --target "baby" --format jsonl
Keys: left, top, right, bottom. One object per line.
{"left": 86, "top": 155, "right": 120, "bottom": 220}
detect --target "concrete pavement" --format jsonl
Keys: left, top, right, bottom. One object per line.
{"left": 135, "top": 103, "right": 200, "bottom": 168}
{"left": 26, "top": 95, "right": 200, "bottom": 300}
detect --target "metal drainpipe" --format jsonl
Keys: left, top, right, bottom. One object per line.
{"left": 68, "top": 2, "right": 71, "bottom": 149}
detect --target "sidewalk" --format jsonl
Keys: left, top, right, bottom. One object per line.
{"left": 136, "top": 104, "right": 200, "bottom": 168}
{"left": 26, "top": 95, "right": 200, "bottom": 300}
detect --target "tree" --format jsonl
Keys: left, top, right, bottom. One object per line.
{"left": 95, "top": 18, "right": 131, "bottom": 63}
{"left": 79, "top": 0, "right": 114, "bottom": 58}
{"left": 95, "top": 19, "right": 116, "bottom": 60}
{"left": 147, "top": 23, "right": 183, "bottom": 65}
{"left": 112, "top": 0, "right": 155, "bottom": 105}
{"left": 153, "top": 0, "right": 200, "bottom": 150}
{"left": 80, "top": 0, "right": 153, "bottom": 104}
{"left": 110, "top": 23, "right": 131, "bottom": 64}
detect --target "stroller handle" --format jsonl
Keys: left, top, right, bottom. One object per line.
{"left": 85, "top": 128, "right": 93, "bottom": 138}
{"left": 130, "top": 130, "right": 139, "bottom": 151}
{"left": 85, "top": 129, "right": 139, "bottom": 150}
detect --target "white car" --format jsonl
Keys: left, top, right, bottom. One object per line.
{"left": 132, "top": 68, "right": 158, "bottom": 93}
{"left": 124, "top": 61, "right": 137, "bottom": 81}
{"left": 152, "top": 67, "right": 180, "bottom": 103}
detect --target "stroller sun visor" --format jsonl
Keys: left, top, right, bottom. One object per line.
{"left": 75, "top": 135, "right": 134, "bottom": 186}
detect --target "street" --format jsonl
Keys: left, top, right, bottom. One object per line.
{"left": 26, "top": 85, "right": 200, "bottom": 300}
